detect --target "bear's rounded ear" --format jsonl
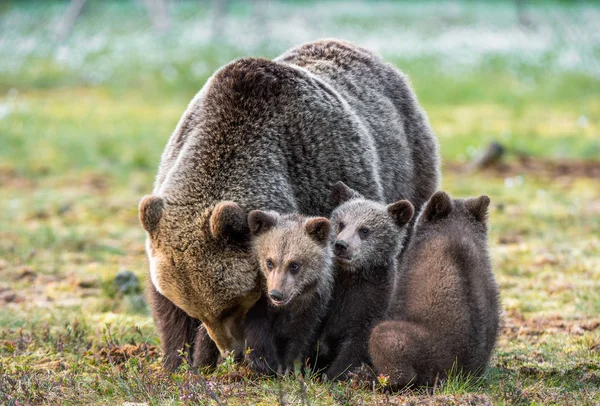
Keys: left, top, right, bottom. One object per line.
{"left": 465, "top": 195, "right": 490, "bottom": 223}
{"left": 248, "top": 210, "right": 278, "bottom": 236}
{"left": 423, "top": 191, "right": 453, "bottom": 222}
{"left": 305, "top": 217, "right": 331, "bottom": 247}
{"left": 387, "top": 200, "right": 414, "bottom": 228}
{"left": 139, "top": 195, "right": 164, "bottom": 234}
{"left": 209, "top": 201, "right": 249, "bottom": 244}
{"left": 330, "top": 181, "right": 364, "bottom": 206}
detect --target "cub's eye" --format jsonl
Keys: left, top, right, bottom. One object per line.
{"left": 266, "top": 259, "right": 274, "bottom": 270}
{"left": 338, "top": 222, "right": 345, "bottom": 231}
{"left": 289, "top": 262, "right": 300, "bottom": 273}
{"left": 359, "top": 227, "right": 370, "bottom": 237}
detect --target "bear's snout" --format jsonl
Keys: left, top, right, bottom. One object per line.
{"left": 269, "top": 289, "right": 287, "bottom": 305}
{"left": 334, "top": 240, "right": 352, "bottom": 259}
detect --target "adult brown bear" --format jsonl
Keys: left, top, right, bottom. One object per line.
{"left": 138, "top": 39, "right": 439, "bottom": 370}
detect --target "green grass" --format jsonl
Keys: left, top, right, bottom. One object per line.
{"left": 1, "top": 0, "right": 599, "bottom": 404}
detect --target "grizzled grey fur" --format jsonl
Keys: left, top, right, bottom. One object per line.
{"left": 138, "top": 39, "right": 439, "bottom": 370}
{"left": 369, "top": 191, "right": 500, "bottom": 389}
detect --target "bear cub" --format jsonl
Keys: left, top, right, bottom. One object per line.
{"left": 369, "top": 191, "right": 500, "bottom": 389}
{"left": 314, "top": 181, "right": 414, "bottom": 381}
{"left": 244, "top": 211, "right": 334, "bottom": 375}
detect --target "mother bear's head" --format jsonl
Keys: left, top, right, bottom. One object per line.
{"left": 140, "top": 195, "right": 262, "bottom": 357}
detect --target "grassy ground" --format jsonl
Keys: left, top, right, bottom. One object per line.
{"left": 1, "top": 1, "right": 599, "bottom": 404}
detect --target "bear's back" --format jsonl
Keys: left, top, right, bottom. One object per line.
{"left": 395, "top": 213, "right": 499, "bottom": 371}
{"left": 278, "top": 39, "right": 439, "bottom": 210}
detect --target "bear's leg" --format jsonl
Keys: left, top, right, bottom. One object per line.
{"left": 369, "top": 320, "right": 430, "bottom": 390}
{"left": 148, "top": 281, "right": 200, "bottom": 371}
{"left": 192, "top": 324, "right": 220, "bottom": 369}
{"left": 325, "top": 335, "right": 368, "bottom": 381}
{"left": 243, "top": 302, "right": 278, "bottom": 376}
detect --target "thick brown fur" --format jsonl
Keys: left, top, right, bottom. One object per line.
{"left": 244, "top": 212, "right": 334, "bottom": 375}
{"left": 368, "top": 192, "right": 500, "bottom": 390}
{"left": 139, "top": 39, "right": 439, "bottom": 369}
{"left": 314, "top": 182, "right": 414, "bottom": 380}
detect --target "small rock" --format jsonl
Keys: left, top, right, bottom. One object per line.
{"left": 125, "top": 294, "right": 148, "bottom": 313}
{"left": 16, "top": 267, "right": 37, "bottom": 281}
{"left": 114, "top": 270, "right": 140, "bottom": 294}
{"left": 470, "top": 141, "right": 505, "bottom": 170}
{"left": 57, "top": 202, "right": 73, "bottom": 215}
{"left": 78, "top": 278, "right": 98, "bottom": 289}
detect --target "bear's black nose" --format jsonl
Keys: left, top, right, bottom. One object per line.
{"left": 269, "top": 290, "right": 285, "bottom": 302}
{"left": 334, "top": 240, "right": 348, "bottom": 253}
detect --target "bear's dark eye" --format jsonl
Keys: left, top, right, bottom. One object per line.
{"left": 289, "top": 262, "right": 300, "bottom": 273}
{"left": 359, "top": 227, "right": 370, "bottom": 238}
{"left": 266, "top": 259, "right": 274, "bottom": 270}
{"left": 338, "top": 222, "right": 345, "bottom": 231}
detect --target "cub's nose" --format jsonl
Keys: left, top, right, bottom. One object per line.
{"left": 334, "top": 240, "right": 348, "bottom": 254}
{"left": 269, "top": 290, "right": 285, "bottom": 302}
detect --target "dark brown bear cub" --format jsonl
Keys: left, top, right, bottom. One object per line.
{"left": 369, "top": 191, "right": 500, "bottom": 390}
{"left": 314, "top": 182, "right": 414, "bottom": 381}
{"left": 244, "top": 211, "right": 334, "bottom": 375}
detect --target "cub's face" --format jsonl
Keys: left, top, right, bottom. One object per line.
{"left": 329, "top": 182, "right": 414, "bottom": 270}
{"left": 248, "top": 211, "right": 332, "bottom": 308}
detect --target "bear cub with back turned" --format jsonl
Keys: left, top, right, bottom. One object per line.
{"left": 369, "top": 191, "right": 500, "bottom": 389}
{"left": 314, "top": 181, "right": 414, "bottom": 381}
{"left": 243, "top": 211, "right": 334, "bottom": 375}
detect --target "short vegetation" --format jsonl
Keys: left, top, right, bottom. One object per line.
{"left": 1, "top": 1, "right": 598, "bottom": 404}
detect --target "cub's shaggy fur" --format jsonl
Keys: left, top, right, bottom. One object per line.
{"left": 244, "top": 211, "right": 334, "bottom": 375}
{"left": 369, "top": 192, "right": 500, "bottom": 389}
{"left": 139, "top": 39, "right": 439, "bottom": 369}
{"left": 315, "top": 182, "right": 414, "bottom": 381}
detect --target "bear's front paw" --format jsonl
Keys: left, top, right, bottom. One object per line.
{"left": 348, "top": 363, "right": 376, "bottom": 384}
{"left": 245, "top": 349, "right": 277, "bottom": 376}
{"left": 325, "top": 365, "right": 352, "bottom": 381}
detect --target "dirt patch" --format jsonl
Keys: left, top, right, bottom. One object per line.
{"left": 445, "top": 157, "right": 600, "bottom": 179}
{"left": 0, "top": 287, "right": 25, "bottom": 304}
{"left": 387, "top": 394, "right": 494, "bottom": 405}
{"left": 502, "top": 312, "right": 600, "bottom": 339}
{"left": 0, "top": 167, "right": 34, "bottom": 189}
{"left": 95, "top": 343, "right": 160, "bottom": 365}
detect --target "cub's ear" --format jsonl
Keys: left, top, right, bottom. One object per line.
{"left": 248, "top": 210, "right": 278, "bottom": 236}
{"left": 387, "top": 200, "right": 414, "bottom": 228}
{"left": 330, "top": 181, "right": 364, "bottom": 206}
{"left": 423, "top": 191, "right": 453, "bottom": 222}
{"left": 139, "top": 195, "right": 164, "bottom": 234}
{"left": 465, "top": 195, "right": 490, "bottom": 223}
{"left": 305, "top": 217, "right": 331, "bottom": 247}
{"left": 209, "top": 201, "right": 249, "bottom": 243}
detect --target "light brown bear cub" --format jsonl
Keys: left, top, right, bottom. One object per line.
{"left": 244, "top": 211, "right": 334, "bottom": 375}
{"left": 369, "top": 191, "right": 500, "bottom": 389}
{"left": 314, "top": 181, "right": 414, "bottom": 381}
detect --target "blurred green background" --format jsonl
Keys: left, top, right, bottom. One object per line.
{"left": 1, "top": 1, "right": 599, "bottom": 404}
{"left": 1, "top": 0, "right": 599, "bottom": 182}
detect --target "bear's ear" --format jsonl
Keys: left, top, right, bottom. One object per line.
{"left": 387, "top": 200, "right": 414, "bottom": 228}
{"left": 305, "top": 217, "right": 331, "bottom": 247}
{"left": 465, "top": 195, "right": 490, "bottom": 223}
{"left": 139, "top": 195, "right": 164, "bottom": 234}
{"left": 330, "top": 181, "right": 364, "bottom": 206}
{"left": 209, "top": 201, "right": 250, "bottom": 243}
{"left": 423, "top": 191, "right": 453, "bottom": 222}
{"left": 247, "top": 210, "right": 278, "bottom": 236}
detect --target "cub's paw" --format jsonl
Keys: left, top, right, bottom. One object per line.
{"left": 348, "top": 363, "right": 377, "bottom": 384}
{"left": 244, "top": 349, "right": 277, "bottom": 376}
